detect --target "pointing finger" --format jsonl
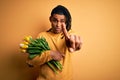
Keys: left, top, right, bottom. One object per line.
{"left": 62, "top": 23, "right": 70, "bottom": 39}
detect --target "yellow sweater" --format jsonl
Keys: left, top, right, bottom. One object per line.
{"left": 28, "top": 30, "right": 75, "bottom": 80}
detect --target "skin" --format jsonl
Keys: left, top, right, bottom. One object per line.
{"left": 49, "top": 14, "right": 82, "bottom": 61}
{"left": 50, "top": 14, "right": 66, "bottom": 34}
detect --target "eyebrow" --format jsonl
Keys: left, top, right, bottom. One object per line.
{"left": 52, "top": 17, "right": 65, "bottom": 21}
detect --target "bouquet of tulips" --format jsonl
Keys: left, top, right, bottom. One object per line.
{"left": 19, "top": 36, "right": 63, "bottom": 74}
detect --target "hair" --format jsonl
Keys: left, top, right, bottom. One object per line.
{"left": 50, "top": 5, "right": 72, "bottom": 31}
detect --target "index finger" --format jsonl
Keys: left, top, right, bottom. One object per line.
{"left": 62, "top": 23, "right": 70, "bottom": 39}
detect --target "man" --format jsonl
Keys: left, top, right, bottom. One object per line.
{"left": 28, "top": 5, "right": 82, "bottom": 80}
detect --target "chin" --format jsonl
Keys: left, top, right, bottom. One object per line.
{"left": 55, "top": 31, "right": 61, "bottom": 34}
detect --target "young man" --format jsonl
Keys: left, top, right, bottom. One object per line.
{"left": 28, "top": 5, "right": 82, "bottom": 80}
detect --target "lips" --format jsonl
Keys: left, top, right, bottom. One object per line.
{"left": 55, "top": 28, "right": 61, "bottom": 31}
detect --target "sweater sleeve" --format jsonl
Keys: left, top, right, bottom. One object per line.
{"left": 26, "top": 32, "right": 52, "bottom": 67}
{"left": 27, "top": 50, "right": 52, "bottom": 67}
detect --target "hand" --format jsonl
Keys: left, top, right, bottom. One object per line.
{"left": 62, "top": 23, "right": 82, "bottom": 52}
{"left": 50, "top": 50, "right": 64, "bottom": 61}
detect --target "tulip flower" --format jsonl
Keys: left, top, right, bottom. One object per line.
{"left": 20, "top": 49, "right": 27, "bottom": 53}
{"left": 20, "top": 43, "right": 28, "bottom": 49}
{"left": 24, "top": 36, "right": 32, "bottom": 42}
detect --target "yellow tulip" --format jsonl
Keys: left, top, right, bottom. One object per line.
{"left": 22, "top": 41, "right": 29, "bottom": 45}
{"left": 20, "top": 49, "right": 27, "bottom": 53}
{"left": 24, "top": 36, "right": 32, "bottom": 42}
{"left": 20, "top": 43, "right": 28, "bottom": 49}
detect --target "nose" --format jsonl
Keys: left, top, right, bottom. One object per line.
{"left": 57, "top": 22, "right": 61, "bottom": 27}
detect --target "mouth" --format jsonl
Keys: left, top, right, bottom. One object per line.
{"left": 55, "top": 28, "right": 61, "bottom": 31}
{"left": 54, "top": 28, "right": 61, "bottom": 33}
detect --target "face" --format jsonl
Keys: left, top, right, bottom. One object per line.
{"left": 50, "top": 14, "right": 66, "bottom": 34}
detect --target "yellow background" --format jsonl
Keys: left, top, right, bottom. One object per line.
{"left": 0, "top": 0, "right": 120, "bottom": 80}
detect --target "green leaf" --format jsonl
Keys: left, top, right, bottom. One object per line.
{"left": 29, "top": 54, "right": 38, "bottom": 59}
{"left": 27, "top": 49, "right": 43, "bottom": 54}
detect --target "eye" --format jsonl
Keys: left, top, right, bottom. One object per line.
{"left": 52, "top": 19, "right": 58, "bottom": 22}
{"left": 60, "top": 20, "right": 65, "bottom": 23}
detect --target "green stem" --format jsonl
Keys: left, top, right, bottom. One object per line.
{"left": 47, "top": 62, "right": 58, "bottom": 74}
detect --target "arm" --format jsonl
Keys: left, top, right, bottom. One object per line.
{"left": 26, "top": 50, "right": 52, "bottom": 67}
{"left": 26, "top": 33, "right": 64, "bottom": 67}
{"left": 27, "top": 50, "right": 64, "bottom": 67}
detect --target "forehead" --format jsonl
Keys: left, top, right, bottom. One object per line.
{"left": 52, "top": 14, "right": 66, "bottom": 20}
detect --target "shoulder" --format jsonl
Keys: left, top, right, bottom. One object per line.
{"left": 37, "top": 31, "right": 49, "bottom": 38}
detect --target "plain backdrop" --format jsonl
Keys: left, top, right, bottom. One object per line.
{"left": 0, "top": 0, "right": 120, "bottom": 80}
